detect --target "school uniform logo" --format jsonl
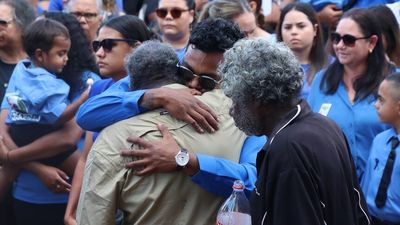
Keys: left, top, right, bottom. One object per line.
{"left": 318, "top": 103, "right": 332, "bottom": 116}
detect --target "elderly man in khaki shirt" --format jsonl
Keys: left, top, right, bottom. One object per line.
{"left": 76, "top": 40, "right": 247, "bottom": 225}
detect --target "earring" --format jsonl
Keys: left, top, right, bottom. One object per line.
{"left": 369, "top": 49, "right": 373, "bottom": 53}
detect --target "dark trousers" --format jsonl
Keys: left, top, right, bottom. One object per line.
{"left": 372, "top": 216, "right": 400, "bottom": 225}
{"left": 0, "top": 189, "right": 17, "bottom": 225}
{"left": 13, "top": 198, "right": 66, "bottom": 225}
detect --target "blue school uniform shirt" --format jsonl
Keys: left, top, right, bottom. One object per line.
{"left": 361, "top": 128, "right": 400, "bottom": 223}
{"left": 1, "top": 61, "right": 101, "bottom": 204}
{"left": 301, "top": 64, "right": 311, "bottom": 99}
{"left": 76, "top": 76, "right": 266, "bottom": 197}
{"left": 1, "top": 60, "right": 70, "bottom": 125}
{"left": 88, "top": 77, "right": 116, "bottom": 140}
{"left": 307, "top": 69, "right": 389, "bottom": 179}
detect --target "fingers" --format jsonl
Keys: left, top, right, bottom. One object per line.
{"left": 157, "top": 124, "right": 173, "bottom": 140}
{"left": 124, "top": 158, "right": 154, "bottom": 176}
{"left": 193, "top": 101, "right": 219, "bottom": 130}
{"left": 187, "top": 106, "right": 218, "bottom": 133}
{"left": 120, "top": 149, "right": 148, "bottom": 158}
{"left": 55, "top": 170, "right": 71, "bottom": 192}
{"left": 126, "top": 136, "right": 152, "bottom": 149}
{"left": 0, "top": 136, "right": 8, "bottom": 163}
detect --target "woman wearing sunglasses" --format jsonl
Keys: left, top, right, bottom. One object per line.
{"left": 64, "top": 15, "right": 156, "bottom": 225}
{"left": 277, "top": 2, "right": 329, "bottom": 99}
{"left": 155, "top": 0, "right": 195, "bottom": 62}
{"left": 308, "top": 8, "right": 397, "bottom": 180}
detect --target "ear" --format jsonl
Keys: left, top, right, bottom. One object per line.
{"left": 189, "top": 10, "right": 195, "bottom": 24}
{"left": 34, "top": 49, "right": 44, "bottom": 62}
{"left": 248, "top": 1, "right": 258, "bottom": 13}
{"left": 396, "top": 100, "right": 400, "bottom": 117}
{"left": 131, "top": 41, "right": 141, "bottom": 50}
{"left": 313, "top": 24, "right": 318, "bottom": 37}
{"left": 368, "top": 34, "right": 378, "bottom": 51}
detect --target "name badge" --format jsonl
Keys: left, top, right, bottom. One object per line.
{"left": 319, "top": 103, "right": 332, "bottom": 116}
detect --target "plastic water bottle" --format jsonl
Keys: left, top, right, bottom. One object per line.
{"left": 216, "top": 180, "right": 252, "bottom": 225}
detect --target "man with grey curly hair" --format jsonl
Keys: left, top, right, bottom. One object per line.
{"left": 219, "top": 38, "right": 370, "bottom": 225}
{"left": 77, "top": 40, "right": 249, "bottom": 224}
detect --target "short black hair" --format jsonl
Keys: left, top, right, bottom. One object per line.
{"left": 189, "top": 17, "right": 245, "bottom": 53}
{"left": 23, "top": 18, "right": 70, "bottom": 58}
{"left": 44, "top": 12, "right": 98, "bottom": 99}
{"left": 100, "top": 15, "right": 158, "bottom": 42}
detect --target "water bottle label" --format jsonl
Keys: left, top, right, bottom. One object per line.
{"left": 216, "top": 212, "right": 251, "bottom": 225}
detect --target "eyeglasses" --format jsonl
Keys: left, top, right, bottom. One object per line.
{"left": 177, "top": 63, "right": 219, "bottom": 91}
{"left": 155, "top": 8, "right": 190, "bottom": 19}
{"left": 92, "top": 38, "right": 137, "bottom": 52}
{"left": 70, "top": 11, "right": 98, "bottom": 21}
{"left": 330, "top": 32, "right": 371, "bottom": 47}
{"left": 0, "top": 18, "right": 13, "bottom": 28}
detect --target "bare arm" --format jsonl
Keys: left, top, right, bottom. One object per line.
{"left": 55, "top": 88, "right": 89, "bottom": 126}
{"left": 65, "top": 131, "right": 93, "bottom": 225}
{"left": 4, "top": 119, "right": 83, "bottom": 164}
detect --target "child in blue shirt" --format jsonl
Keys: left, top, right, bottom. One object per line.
{"left": 361, "top": 72, "right": 400, "bottom": 224}
{"left": 0, "top": 18, "right": 89, "bottom": 199}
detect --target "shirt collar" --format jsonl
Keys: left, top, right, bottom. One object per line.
{"left": 385, "top": 127, "right": 399, "bottom": 145}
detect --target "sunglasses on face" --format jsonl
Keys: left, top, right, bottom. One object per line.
{"left": 155, "top": 8, "right": 190, "bottom": 19}
{"left": 70, "top": 11, "right": 98, "bottom": 21}
{"left": 0, "top": 18, "right": 13, "bottom": 28}
{"left": 330, "top": 32, "right": 370, "bottom": 47}
{"left": 92, "top": 38, "right": 136, "bottom": 52}
{"left": 177, "top": 63, "right": 219, "bottom": 91}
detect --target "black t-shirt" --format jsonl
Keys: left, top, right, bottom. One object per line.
{"left": 0, "top": 59, "right": 17, "bottom": 103}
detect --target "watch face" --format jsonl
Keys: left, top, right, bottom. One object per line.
{"left": 176, "top": 151, "right": 189, "bottom": 166}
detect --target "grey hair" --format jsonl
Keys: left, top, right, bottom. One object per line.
{"left": 0, "top": 0, "right": 36, "bottom": 32}
{"left": 125, "top": 40, "right": 181, "bottom": 90}
{"left": 65, "top": 0, "right": 104, "bottom": 17}
{"left": 219, "top": 39, "right": 303, "bottom": 106}
{"left": 198, "top": 0, "right": 251, "bottom": 22}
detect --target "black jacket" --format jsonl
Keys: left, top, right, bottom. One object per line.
{"left": 250, "top": 101, "right": 370, "bottom": 225}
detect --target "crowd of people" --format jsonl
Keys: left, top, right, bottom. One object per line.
{"left": 0, "top": 0, "right": 399, "bottom": 225}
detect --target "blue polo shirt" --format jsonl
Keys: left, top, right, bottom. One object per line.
{"left": 307, "top": 70, "right": 389, "bottom": 179}
{"left": 361, "top": 128, "right": 400, "bottom": 223}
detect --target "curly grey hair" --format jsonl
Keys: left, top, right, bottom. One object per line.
{"left": 0, "top": 0, "right": 36, "bottom": 32}
{"left": 125, "top": 40, "right": 181, "bottom": 90}
{"left": 219, "top": 39, "right": 303, "bottom": 106}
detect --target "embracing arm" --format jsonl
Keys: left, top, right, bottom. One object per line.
{"left": 76, "top": 77, "right": 218, "bottom": 133}
{"left": 121, "top": 125, "right": 266, "bottom": 198}
{"left": 191, "top": 135, "right": 266, "bottom": 197}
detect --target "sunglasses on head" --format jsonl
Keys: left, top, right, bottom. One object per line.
{"left": 155, "top": 8, "right": 190, "bottom": 19}
{"left": 330, "top": 32, "right": 370, "bottom": 47}
{"left": 92, "top": 38, "right": 136, "bottom": 52}
{"left": 177, "top": 63, "right": 219, "bottom": 91}
{"left": 0, "top": 18, "right": 13, "bottom": 27}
